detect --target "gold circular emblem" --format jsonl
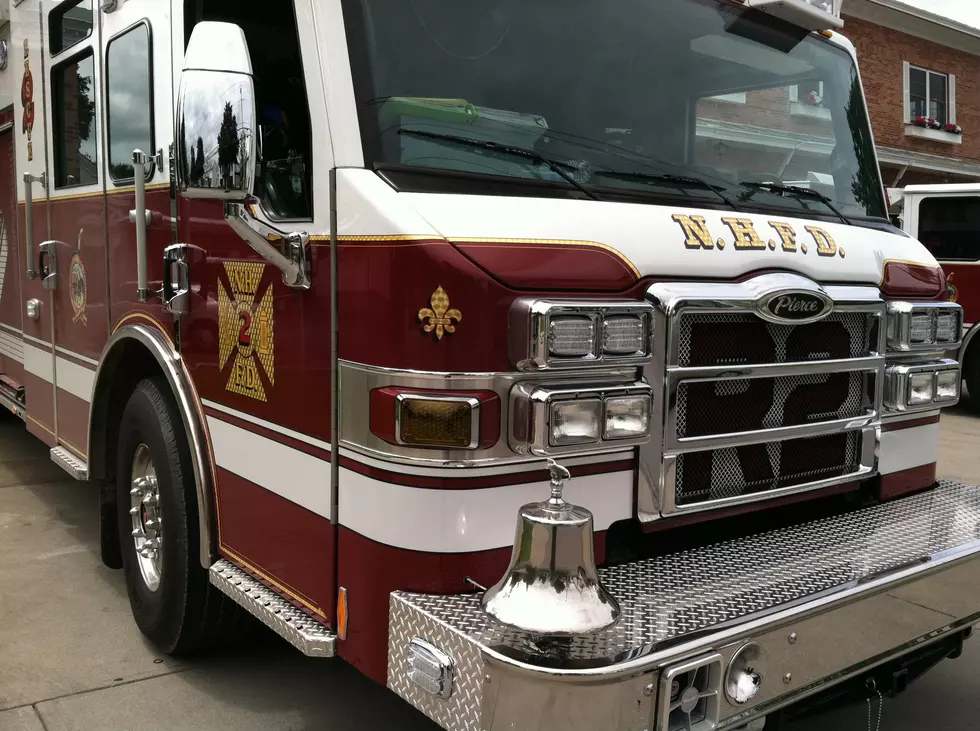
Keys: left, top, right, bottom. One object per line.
{"left": 69, "top": 251, "right": 87, "bottom": 324}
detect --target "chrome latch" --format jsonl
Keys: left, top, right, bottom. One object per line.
{"left": 38, "top": 240, "right": 59, "bottom": 290}
{"left": 161, "top": 244, "right": 190, "bottom": 316}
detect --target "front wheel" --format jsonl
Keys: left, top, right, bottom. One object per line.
{"left": 965, "top": 347, "right": 980, "bottom": 414}
{"left": 115, "top": 377, "right": 245, "bottom": 653}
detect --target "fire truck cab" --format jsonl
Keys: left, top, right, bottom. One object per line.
{"left": 1, "top": 0, "right": 979, "bottom": 729}
{"left": 900, "top": 183, "right": 980, "bottom": 405}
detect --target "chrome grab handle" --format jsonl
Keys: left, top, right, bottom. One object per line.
{"left": 224, "top": 202, "right": 310, "bottom": 289}
{"left": 38, "top": 240, "right": 58, "bottom": 290}
{"left": 22, "top": 172, "right": 45, "bottom": 279}
{"left": 132, "top": 149, "right": 150, "bottom": 302}
{"left": 162, "top": 244, "right": 190, "bottom": 316}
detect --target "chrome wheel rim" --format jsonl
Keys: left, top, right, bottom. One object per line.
{"left": 129, "top": 444, "right": 163, "bottom": 592}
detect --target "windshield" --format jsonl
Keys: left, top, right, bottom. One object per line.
{"left": 341, "top": 0, "right": 888, "bottom": 224}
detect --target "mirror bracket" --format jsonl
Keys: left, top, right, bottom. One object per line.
{"left": 224, "top": 202, "right": 311, "bottom": 290}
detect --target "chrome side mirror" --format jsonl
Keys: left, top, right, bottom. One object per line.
{"left": 176, "top": 22, "right": 310, "bottom": 289}
{"left": 176, "top": 22, "right": 256, "bottom": 201}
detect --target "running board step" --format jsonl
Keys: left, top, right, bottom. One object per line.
{"left": 50, "top": 446, "right": 88, "bottom": 480}
{"left": 209, "top": 559, "right": 336, "bottom": 657}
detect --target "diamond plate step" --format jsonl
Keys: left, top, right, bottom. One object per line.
{"left": 209, "top": 559, "right": 336, "bottom": 657}
{"left": 50, "top": 446, "right": 88, "bottom": 480}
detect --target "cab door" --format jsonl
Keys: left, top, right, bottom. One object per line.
{"left": 44, "top": 0, "right": 106, "bottom": 458}
{"left": 100, "top": 1, "right": 176, "bottom": 349}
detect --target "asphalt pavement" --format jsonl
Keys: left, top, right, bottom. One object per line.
{"left": 1, "top": 407, "right": 979, "bottom": 731}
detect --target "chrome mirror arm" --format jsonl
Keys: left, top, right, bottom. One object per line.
{"left": 224, "top": 202, "right": 310, "bottom": 289}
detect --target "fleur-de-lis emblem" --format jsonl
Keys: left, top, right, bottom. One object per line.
{"left": 418, "top": 286, "right": 462, "bottom": 341}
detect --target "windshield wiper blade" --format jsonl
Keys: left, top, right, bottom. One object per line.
{"left": 740, "top": 182, "right": 851, "bottom": 225}
{"left": 397, "top": 129, "right": 599, "bottom": 201}
{"left": 593, "top": 170, "right": 740, "bottom": 211}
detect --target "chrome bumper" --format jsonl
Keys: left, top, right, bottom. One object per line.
{"left": 388, "top": 480, "right": 980, "bottom": 731}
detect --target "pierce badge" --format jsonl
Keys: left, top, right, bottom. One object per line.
{"left": 218, "top": 261, "right": 274, "bottom": 401}
{"left": 418, "top": 286, "right": 461, "bottom": 341}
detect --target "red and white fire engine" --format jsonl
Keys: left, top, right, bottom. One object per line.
{"left": 897, "top": 183, "right": 980, "bottom": 404}
{"left": 2, "top": 0, "right": 979, "bottom": 728}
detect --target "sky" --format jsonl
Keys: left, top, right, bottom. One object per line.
{"left": 899, "top": 0, "right": 980, "bottom": 30}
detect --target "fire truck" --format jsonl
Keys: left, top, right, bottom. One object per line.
{"left": 2, "top": 0, "right": 979, "bottom": 728}
{"left": 897, "top": 183, "right": 980, "bottom": 406}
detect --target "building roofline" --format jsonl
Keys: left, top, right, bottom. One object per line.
{"left": 864, "top": 0, "right": 980, "bottom": 39}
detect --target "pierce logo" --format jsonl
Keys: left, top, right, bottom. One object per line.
{"left": 762, "top": 292, "right": 832, "bottom": 323}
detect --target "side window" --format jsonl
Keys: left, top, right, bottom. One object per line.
{"left": 918, "top": 197, "right": 980, "bottom": 262}
{"left": 52, "top": 51, "right": 98, "bottom": 188}
{"left": 106, "top": 23, "right": 154, "bottom": 183}
{"left": 50, "top": 0, "right": 94, "bottom": 56}
{"left": 186, "top": 0, "right": 312, "bottom": 220}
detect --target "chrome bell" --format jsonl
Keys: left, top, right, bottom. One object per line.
{"left": 481, "top": 459, "right": 620, "bottom": 635}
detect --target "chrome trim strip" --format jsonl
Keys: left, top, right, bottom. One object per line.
{"left": 670, "top": 415, "right": 877, "bottom": 453}
{"left": 340, "top": 359, "right": 639, "bottom": 466}
{"left": 329, "top": 168, "right": 340, "bottom": 525}
{"left": 89, "top": 325, "right": 215, "bottom": 568}
{"left": 666, "top": 355, "right": 882, "bottom": 382}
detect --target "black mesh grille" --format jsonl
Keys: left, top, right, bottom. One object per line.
{"left": 675, "top": 431, "right": 861, "bottom": 507}
{"left": 676, "top": 371, "right": 874, "bottom": 438}
{"left": 677, "top": 312, "right": 875, "bottom": 368}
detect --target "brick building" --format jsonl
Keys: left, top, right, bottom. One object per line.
{"left": 844, "top": 0, "right": 980, "bottom": 196}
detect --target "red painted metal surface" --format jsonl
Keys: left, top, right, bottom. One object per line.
{"left": 336, "top": 524, "right": 608, "bottom": 684}
{"left": 880, "top": 260, "right": 946, "bottom": 300}
{"left": 944, "top": 265, "right": 980, "bottom": 325}
{"left": 882, "top": 415, "right": 941, "bottom": 432}
{"left": 0, "top": 127, "right": 24, "bottom": 390}
{"left": 878, "top": 462, "right": 937, "bottom": 501}
{"left": 215, "top": 466, "right": 335, "bottom": 621}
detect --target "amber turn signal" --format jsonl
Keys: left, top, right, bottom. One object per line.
{"left": 369, "top": 388, "right": 501, "bottom": 450}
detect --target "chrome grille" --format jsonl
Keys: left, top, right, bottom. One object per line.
{"left": 640, "top": 276, "right": 885, "bottom": 520}
{"left": 676, "top": 371, "right": 872, "bottom": 438}
{"left": 674, "top": 430, "right": 861, "bottom": 506}
{"left": 677, "top": 312, "right": 875, "bottom": 368}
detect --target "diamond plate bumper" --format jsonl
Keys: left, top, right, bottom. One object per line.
{"left": 389, "top": 480, "right": 980, "bottom": 731}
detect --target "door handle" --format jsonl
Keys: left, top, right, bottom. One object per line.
{"left": 38, "top": 240, "right": 58, "bottom": 290}
{"left": 162, "top": 244, "right": 190, "bottom": 316}
{"left": 22, "top": 172, "right": 45, "bottom": 279}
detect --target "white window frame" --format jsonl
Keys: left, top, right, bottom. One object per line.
{"left": 709, "top": 92, "right": 747, "bottom": 104}
{"left": 903, "top": 62, "right": 960, "bottom": 143}
{"left": 789, "top": 81, "right": 831, "bottom": 119}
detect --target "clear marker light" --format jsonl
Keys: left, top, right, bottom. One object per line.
{"left": 604, "top": 395, "right": 652, "bottom": 439}
{"left": 603, "top": 316, "right": 646, "bottom": 355}
{"left": 908, "top": 372, "right": 936, "bottom": 405}
{"left": 548, "top": 316, "right": 596, "bottom": 357}
{"left": 550, "top": 400, "right": 602, "bottom": 446}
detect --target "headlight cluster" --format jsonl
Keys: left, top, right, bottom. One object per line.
{"left": 884, "top": 360, "right": 960, "bottom": 412}
{"left": 511, "top": 382, "right": 653, "bottom": 456}
{"left": 886, "top": 302, "right": 962, "bottom": 352}
{"left": 510, "top": 299, "right": 654, "bottom": 370}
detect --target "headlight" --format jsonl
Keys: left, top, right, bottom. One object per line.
{"left": 886, "top": 302, "right": 962, "bottom": 352}
{"left": 604, "top": 394, "right": 652, "bottom": 439}
{"left": 884, "top": 359, "right": 960, "bottom": 411}
{"left": 550, "top": 399, "right": 602, "bottom": 446}
{"left": 510, "top": 381, "right": 653, "bottom": 455}
{"left": 510, "top": 299, "right": 654, "bottom": 370}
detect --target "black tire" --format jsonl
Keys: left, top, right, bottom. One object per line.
{"left": 967, "top": 351, "right": 980, "bottom": 414}
{"left": 115, "top": 377, "right": 247, "bottom": 654}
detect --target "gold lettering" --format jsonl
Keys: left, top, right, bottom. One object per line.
{"left": 805, "top": 226, "right": 838, "bottom": 257}
{"left": 672, "top": 214, "right": 715, "bottom": 250}
{"left": 722, "top": 218, "right": 766, "bottom": 249}
{"left": 769, "top": 221, "right": 798, "bottom": 252}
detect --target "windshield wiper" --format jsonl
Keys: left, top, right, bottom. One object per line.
{"left": 739, "top": 182, "right": 851, "bottom": 226}
{"left": 593, "top": 170, "right": 741, "bottom": 211}
{"left": 397, "top": 129, "right": 599, "bottom": 201}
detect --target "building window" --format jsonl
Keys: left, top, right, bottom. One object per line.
{"left": 52, "top": 51, "right": 98, "bottom": 188}
{"left": 789, "top": 80, "right": 831, "bottom": 119}
{"left": 906, "top": 64, "right": 954, "bottom": 125}
{"left": 106, "top": 23, "right": 154, "bottom": 183}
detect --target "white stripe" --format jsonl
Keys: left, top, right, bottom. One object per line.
{"left": 55, "top": 346, "right": 99, "bottom": 366}
{"left": 203, "top": 398, "right": 332, "bottom": 451}
{"left": 23, "top": 333, "right": 50, "bottom": 348}
{"left": 24, "top": 343, "right": 53, "bottom": 383}
{"left": 207, "top": 415, "right": 332, "bottom": 518}
{"left": 338, "top": 468, "right": 634, "bottom": 553}
{"left": 0, "top": 322, "right": 22, "bottom": 336}
{"left": 0, "top": 332, "right": 23, "bottom": 363}
{"left": 879, "top": 423, "right": 940, "bottom": 474}
{"left": 55, "top": 357, "right": 95, "bottom": 403}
